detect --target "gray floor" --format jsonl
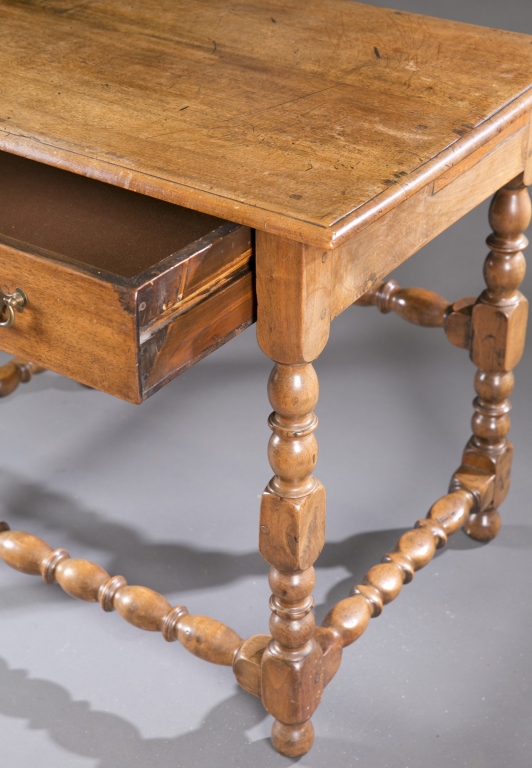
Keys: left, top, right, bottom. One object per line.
{"left": 1, "top": 2, "right": 531, "bottom": 767}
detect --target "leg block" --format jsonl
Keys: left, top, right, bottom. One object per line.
{"left": 471, "top": 298, "right": 528, "bottom": 372}
{"left": 261, "top": 638, "right": 324, "bottom": 723}
{"left": 461, "top": 440, "right": 514, "bottom": 509}
{"left": 261, "top": 637, "right": 323, "bottom": 757}
{"left": 233, "top": 634, "right": 270, "bottom": 697}
{"left": 259, "top": 482, "right": 326, "bottom": 571}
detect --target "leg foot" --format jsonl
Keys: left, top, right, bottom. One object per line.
{"left": 464, "top": 507, "right": 501, "bottom": 542}
{"left": 271, "top": 719, "right": 314, "bottom": 758}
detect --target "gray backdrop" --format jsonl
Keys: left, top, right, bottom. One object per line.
{"left": 0, "top": 1, "right": 530, "bottom": 766}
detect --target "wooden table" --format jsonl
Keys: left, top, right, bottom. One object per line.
{"left": 0, "top": 0, "right": 531, "bottom": 757}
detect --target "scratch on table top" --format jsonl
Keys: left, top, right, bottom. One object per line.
{"left": 221, "top": 84, "right": 340, "bottom": 122}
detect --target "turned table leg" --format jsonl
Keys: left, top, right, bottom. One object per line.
{"left": 255, "top": 231, "right": 332, "bottom": 757}
{"left": 354, "top": 174, "right": 530, "bottom": 543}
{"left": 259, "top": 361, "right": 325, "bottom": 756}
{"left": 455, "top": 174, "right": 530, "bottom": 541}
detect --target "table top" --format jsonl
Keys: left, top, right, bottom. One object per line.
{"left": 1, "top": 0, "right": 532, "bottom": 249}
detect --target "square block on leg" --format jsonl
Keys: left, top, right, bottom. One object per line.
{"left": 461, "top": 440, "right": 514, "bottom": 509}
{"left": 471, "top": 299, "right": 528, "bottom": 372}
{"left": 259, "top": 482, "right": 326, "bottom": 571}
{"left": 261, "top": 638, "right": 324, "bottom": 723}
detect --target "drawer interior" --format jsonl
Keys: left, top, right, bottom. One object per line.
{"left": 0, "top": 150, "right": 228, "bottom": 278}
{"left": 0, "top": 151, "right": 255, "bottom": 402}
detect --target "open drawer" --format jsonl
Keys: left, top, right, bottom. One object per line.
{"left": 0, "top": 151, "right": 255, "bottom": 403}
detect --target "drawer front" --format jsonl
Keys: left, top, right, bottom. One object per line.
{"left": 0, "top": 223, "right": 255, "bottom": 403}
{"left": 0, "top": 241, "right": 139, "bottom": 401}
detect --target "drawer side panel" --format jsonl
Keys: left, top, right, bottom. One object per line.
{"left": 140, "top": 267, "right": 255, "bottom": 400}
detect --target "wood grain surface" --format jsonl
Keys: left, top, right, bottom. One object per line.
{"left": 1, "top": 0, "right": 531, "bottom": 247}
{"left": 0, "top": 240, "right": 140, "bottom": 402}
{"left": 0, "top": 211, "right": 253, "bottom": 402}
{"left": 0, "top": 525, "right": 243, "bottom": 666}
{"left": 330, "top": 123, "right": 529, "bottom": 309}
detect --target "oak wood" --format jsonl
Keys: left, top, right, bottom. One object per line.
{"left": 433, "top": 113, "right": 529, "bottom": 193}
{"left": 525, "top": 115, "right": 532, "bottom": 186}
{"left": 140, "top": 267, "right": 254, "bottom": 398}
{"left": 233, "top": 634, "right": 271, "bottom": 697}
{"left": 252, "top": 138, "right": 530, "bottom": 757}
{"left": 0, "top": 168, "right": 253, "bottom": 402}
{"left": 259, "top": 362, "right": 324, "bottom": 757}
{"left": 0, "top": 241, "right": 140, "bottom": 402}
{"left": 1, "top": 1, "right": 531, "bottom": 248}
{"left": 0, "top": 150, "right": 227, "bottom": 279}
{"left": 322, "top": 490, "right": 474, "bottom": 647}
{"left": 233, "top": 628, "right": 342, "bottom": 699}
{"left": 444, "top": 297, "right": 476, "bottom": 350}
{"left": 0, "top": 1, "right": 530, "bottom": 759}
{"left": 313, "top": 626, "right": 343, "bottom": 688}
{"left": 0, "top": 525, "right": 242, "bottom": 665}
{"left": 455, "top": 176, "right": 530, "bottom": 541}
{"left": 331, "top": 123, "right": 529, "bottom": 312}
{"left": 256, "top": 233, "right": 331, "bottom": 364}
{"left": 356, "top": 280, "right": 450, "bottom": 327}
{"left": 0, "top": 358, "right": 45, "bottom": 398}
{"left": 355, "top": 281, "right": 479, "bottom": 352}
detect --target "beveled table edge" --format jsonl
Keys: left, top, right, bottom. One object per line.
{"left": 1, "top": 88, "right": 531, "bottom": 251}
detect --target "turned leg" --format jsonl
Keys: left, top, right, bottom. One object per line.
{"left": 255, "top": 231, "right": 332, "bottom": 757}
{"left": 259, "top": 362, "right": 325, "bottom": 756}
{"left": 455, "top": 175, "right": 530, "bottom": 541}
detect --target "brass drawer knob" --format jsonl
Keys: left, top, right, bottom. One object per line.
{"left": 0, "top": 288, "right": 27, "bottom": 328}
